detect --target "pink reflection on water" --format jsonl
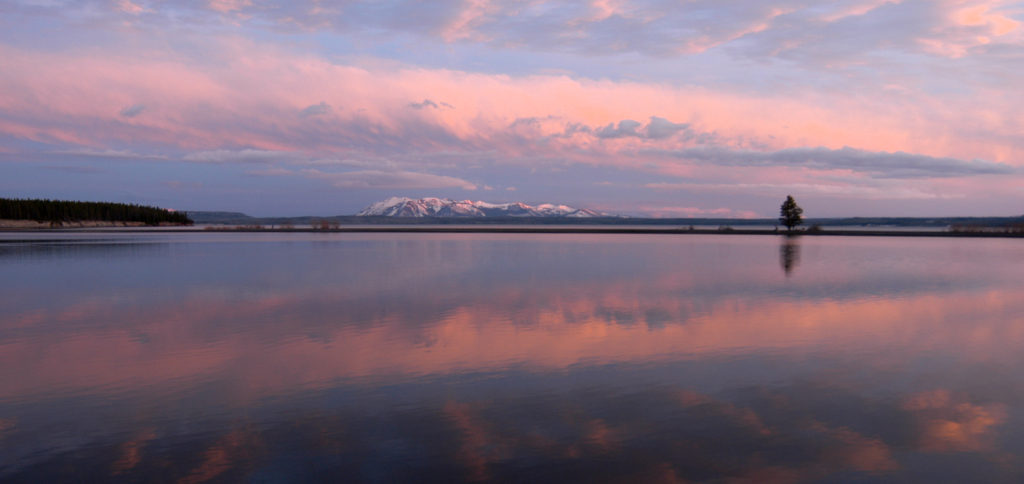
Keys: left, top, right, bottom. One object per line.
{"left": 3, "top": 283, "right": 1024, "bottom": 403}
{"left": 3, "top": 234, "right": 1024, "bottom": 481}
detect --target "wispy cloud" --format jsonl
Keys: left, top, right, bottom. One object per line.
{"left": 182, "top": 149, "right": 295, "bottom": 164}
{"left": 595, "top": 117, "right": 692, "bottom": 140}
{"left": 208, "top": 0, "right": 252, "bottom": 14}
{"left": 301, "top": 168, "right": 478, "bottom": 190}
{"left": 119, "top": 104, "right": 145, "bottom": 118}
{"left": 52, "top": 149, "right": 167, "bottom": 160}
{"left": 645, "top": 181, "right": 952, "bottom": 200}
{"left": 246, "top": 167, "right": 294, "bottom": 177}
{"left": 45, "top": 165, "right": 104, "bottom": 174}
{"left": 60, "top": 0, "right": 1019, "bottom": 65}
{"left": 632, "top": 205, "right": 759, "bottom": 218}
{"left": 653, "top": 146, "right": 1017, "bottom": 179}
{"left": 409, "top": 99, "right": 454, "bottom": 110}
{"left": 163, "top": 180, "right": 203, "bottom": 190}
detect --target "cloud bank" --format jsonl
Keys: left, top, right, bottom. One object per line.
{"left": 656, "top": 146, "right": 1017, "bottom": 179}
{"left": 1, "top": 0, "right": 1022, "bottom": 216}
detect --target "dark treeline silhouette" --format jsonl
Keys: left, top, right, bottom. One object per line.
{"left": 1, "top": 198, "right": 192, "bottom": 225}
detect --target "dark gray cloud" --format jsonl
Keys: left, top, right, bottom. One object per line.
{"left": 409, "top": 99, "right": 438, "bottom": 109}
{"left": 508, "top": 116, "right": 558, "bottom": 128}
{"left": 119, "top": 104, "right": 145, "bottom": 118}
{"left": 299, "top": 101, "right": 332, "bottom": 117}
{"left": 658, "top": 146, "right": 1018, "bottom": 179}
{"left": 409, "top": 99, "right": 453, "bottom": 110}
{"left": 563, "top": 122, "right": 592, "bottom": 137}
{"left": 595, "top": 119, "right": 643, "bottom": 138}
{"left": 645, "top": 116, "right": 691, "bottom": 139}
{"left": 596, "top": 117, "right": 692, "bottom": 140}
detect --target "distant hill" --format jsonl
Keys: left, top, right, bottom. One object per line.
{"left": 1, "top": 198, "right": 192, "bottom": 226}
{"left": 357, "top": 197, "right": 610, "bottom": 218}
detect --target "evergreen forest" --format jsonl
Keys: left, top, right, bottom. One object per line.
{"left": 1, "top": 198, "right": 192, "bottom": 225}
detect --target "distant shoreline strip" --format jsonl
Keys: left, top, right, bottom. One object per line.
{"left": 3, "top": 226, "right": 1023, "bottom": 238}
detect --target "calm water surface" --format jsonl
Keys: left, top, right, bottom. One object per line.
{"left": 2, "top": 232, "right": 1024, "bottom": 482}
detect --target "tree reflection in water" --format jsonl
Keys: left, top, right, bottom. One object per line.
{"left": 780, "top": 236, "right": 801, "bottom": 276}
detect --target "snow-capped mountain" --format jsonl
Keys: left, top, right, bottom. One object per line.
{"left": 357, "top": 197, "right": 609, "bottom": 218}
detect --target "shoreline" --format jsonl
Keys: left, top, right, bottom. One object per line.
{"left": 2, "top": 225, "right": 1023, "bottom": 238}
{"left": 0, "top": 219, "right": 187, "bottom": 229}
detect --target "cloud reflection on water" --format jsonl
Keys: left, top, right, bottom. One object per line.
{"left": 3, "top": 285, "right": 1024, "bottom": 399}
{"left": 2, "top": 234, "right": 1024, "bottom": 481}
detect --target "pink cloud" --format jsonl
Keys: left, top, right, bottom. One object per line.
{"left": 918, "top": 0, "right": 1023, "bottom": 57}
{"left": 1, "top": 42, "right": 1018, "bottom": 165}
{"left": 118, "top": 0, "right": 145, "bottom": 14}
{"left": 632, "top": 206, "right": 760, "bottom": 219}
{"left": 818, "top": 0, "right": 902, "bottom": 23}
{"left": 952, "top": 3, "right": 1021, "bottom": 35}
{"left": 208, "top": 0, "right": 252, "bottom": 13}
{"left": 0, "top": 36, "right": 1021, "bottom": 212}
{"left": 586, "top": 0, "right": 622, "bottom": 22}
{"left": 441, "top": 0, "right": 496, "bottom": 42}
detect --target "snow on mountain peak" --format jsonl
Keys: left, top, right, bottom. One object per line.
{"left": 356, "top": 197, "right": 609, "bottom": 217}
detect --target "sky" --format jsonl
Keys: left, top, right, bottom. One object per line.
{"left": 1, "top": 0, "right": 1022, "bottom": 217}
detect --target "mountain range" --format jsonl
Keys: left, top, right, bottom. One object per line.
{"left": 357, "top": 197, "right": 608, "bottom": 218}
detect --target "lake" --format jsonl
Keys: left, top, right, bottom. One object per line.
{"left": 2, "top": 232, "right": 1024, "bottom": 482}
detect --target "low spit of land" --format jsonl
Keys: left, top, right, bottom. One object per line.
{"left": 2, "top": 199, "right": 1022, "bottom": 237}
{"left": 138, "top": 210, "right": 1024, "bottom": 237}
{"left": 2, "top": 224, "right": 1020, "bottom": 238}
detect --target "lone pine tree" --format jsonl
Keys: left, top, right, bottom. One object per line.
{"left": 779, "top": 195, "right": 803, "bottom": 231}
